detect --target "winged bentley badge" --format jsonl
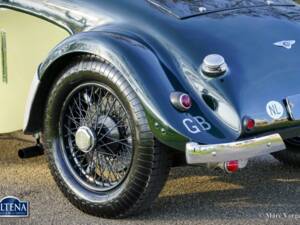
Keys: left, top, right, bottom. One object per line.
{"left": 274, "top": 40, "right": 296, "bottom": 49}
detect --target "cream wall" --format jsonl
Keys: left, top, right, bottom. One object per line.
{"left": 0, "top": 8, "right": 68, "bottom": 133}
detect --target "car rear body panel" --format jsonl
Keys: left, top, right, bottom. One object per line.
{"left": 2, "top": 0, "right": 300, "bottom": 150}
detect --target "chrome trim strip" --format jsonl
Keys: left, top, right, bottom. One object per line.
{"left": 186, "top": 133, "right": 285, "bottom": 164}
{"left": 1, "top": 30, "right": 8, "bottom": 83}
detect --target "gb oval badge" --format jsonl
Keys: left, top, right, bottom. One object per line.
{"left": 266, "top": 101, "right": 284, "bottom": 120}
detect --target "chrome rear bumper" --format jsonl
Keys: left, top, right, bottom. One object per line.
{"left": 186, "top": 133, "right": 285, "bottom": 164}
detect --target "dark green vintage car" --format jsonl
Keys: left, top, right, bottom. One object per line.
{"left": 1, "top": 0, "right": 300, "bottom": 218}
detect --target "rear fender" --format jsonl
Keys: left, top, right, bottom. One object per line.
{"left": 25, "top": 31, "right": 239, "bottom": 151}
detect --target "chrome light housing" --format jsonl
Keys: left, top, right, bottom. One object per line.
{"left": 170, "top": 92, "right": 192, "bottom": 111}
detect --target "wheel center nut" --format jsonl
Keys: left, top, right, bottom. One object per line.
{"left": 75, "top": 126, "right": 96, "bottom": 153}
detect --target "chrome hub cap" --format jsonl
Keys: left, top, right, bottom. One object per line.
{"left": 75, "top": 126, "right": 96, "bottom": 153}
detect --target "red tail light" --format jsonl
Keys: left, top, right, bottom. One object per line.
{"left": 225, "top": 160, "right": 239, "bottom": 173}
{"left": 244, "top": 117, "right": 255, "bottom": 130}
{"left": 170, "top": 92, "right": 192, "bottom": 111}
{"left": 180, "top": 94, "right": 192, "bottom": 109}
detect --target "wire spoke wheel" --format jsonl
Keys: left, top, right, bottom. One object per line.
{"left": 60, "top": 83, "right": 133, "bottom": 192}
{"left": 45, "top": 57, "right": 170, "bottom": 218}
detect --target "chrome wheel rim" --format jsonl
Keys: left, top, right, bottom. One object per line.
{"left": 59, "top": 83, "right": 133, "bottom": 192}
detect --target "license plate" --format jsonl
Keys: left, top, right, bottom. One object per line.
{"left": 286, "top": 94, "right": 300, "bottom": 120}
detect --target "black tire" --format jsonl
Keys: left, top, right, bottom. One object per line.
{"left": 43, "top": 55, "right": 170, "bottom": 218}
{"left": 272, "top": 138, "right": 300, "bottom": 167}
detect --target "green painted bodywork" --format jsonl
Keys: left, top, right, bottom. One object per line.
{"left": 2, "top": 0, "right": 300, "bottom": 152}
